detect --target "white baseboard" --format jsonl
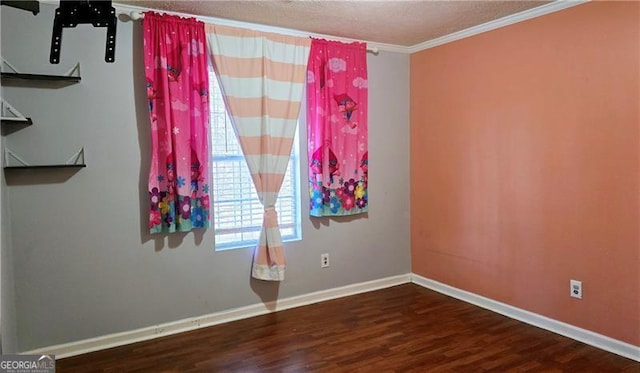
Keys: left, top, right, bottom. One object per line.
{"left": 24, "top": 272, "right": 639, "bottom": 362}
{"left": 411, "top": 274, "right": 640, "bottom": 362}
{"left": 23, "top": 273, "right": 412, "bottom": 358}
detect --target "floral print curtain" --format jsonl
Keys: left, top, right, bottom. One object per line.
{"left": 143, "top": 13, "right": 211, "bottom": 233}
{"left": 307, "top": 38, "right": 369, "bottom": 216}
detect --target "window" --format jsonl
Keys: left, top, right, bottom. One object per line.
{"left": 209, "top": 72, "right": 302, "bottom": 250}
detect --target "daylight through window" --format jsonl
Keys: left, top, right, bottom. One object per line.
{"left": 209, "top": 71, "right": 302, "bottom": 250}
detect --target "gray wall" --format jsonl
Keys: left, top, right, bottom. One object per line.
{"left": 1, "top": 104, "right": 15, "bottom": 354}
{"left": 1, "top": 3, "right": 410, "bottom": 352}
{"left": 1, "top": 155, "right": 17, "bottom": 353}
{"left": 1, "top": 6, "right": 18, "bottom": 353}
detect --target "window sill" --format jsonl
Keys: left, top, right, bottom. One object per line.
{"left": 215, "top": 235, "right": 302, "bottom": 251}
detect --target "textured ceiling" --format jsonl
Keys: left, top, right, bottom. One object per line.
{"left": 115, "top": 1, "right": 551, "bottom": 47}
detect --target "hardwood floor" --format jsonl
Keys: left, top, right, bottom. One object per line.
{"left": 58, "top": 284, "right": 639, "bottom": 372}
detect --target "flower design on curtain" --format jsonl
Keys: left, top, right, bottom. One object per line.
{"left": 206, "top": 24, "right": 310, "bottom": 281}
{"left": 143, "top": 12, "right": 211, "bottom": 233}
{"left": 307, "top": 39, "right": 369, "bottom": 217}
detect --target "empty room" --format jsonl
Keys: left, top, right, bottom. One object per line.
{"left": 0, "top": 0, "right": 638, "bottom": 371}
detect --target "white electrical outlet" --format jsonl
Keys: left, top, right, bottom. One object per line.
{"left": 570, "top": 279, "right": 582, "bottom": 299}
{"left": 321, "top": 253, "right": 330, "bottom": 268}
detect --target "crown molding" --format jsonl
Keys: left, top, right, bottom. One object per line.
{"left": 111, "top": 2, "right": 410, "bottom": 54}
{"left": 407, "top": 0, "right": 589, "bottom": 53}
{"left": 41, "top": 1, "right": 587, "bottom": 55}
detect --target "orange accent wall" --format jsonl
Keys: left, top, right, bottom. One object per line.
{"left": 410, "top": 2, "right": 639, "bottom": 346}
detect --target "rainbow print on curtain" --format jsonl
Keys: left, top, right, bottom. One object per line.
{"left": 307, "top": 38, "right": 369, "bottom": 217}
{"left": 206, "top": 24, "right": 310, "bottom": 281}
{"left": 143, "top": 13, "right": 211, "bottom": 233}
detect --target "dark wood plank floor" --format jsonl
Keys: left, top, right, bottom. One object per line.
{"left": 58, "top": 284, "right": 639, "bottom": 372}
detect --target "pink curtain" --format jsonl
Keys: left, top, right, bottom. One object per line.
{"left": 307, "top": 38, "right": 369, "bottom": 217}
{"left": 143, "top": 13, "right": 211, "bottom": 233}
{"left": 206, "top": 24, "right": 310, "bottom": 281}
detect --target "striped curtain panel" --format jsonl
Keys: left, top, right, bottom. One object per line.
{"left": 206, "top": 24, "right": 310, "bottom": 281}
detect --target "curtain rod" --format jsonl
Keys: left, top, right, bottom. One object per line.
{"left": 118, "top": 10, "right": 380, "bottom": 55}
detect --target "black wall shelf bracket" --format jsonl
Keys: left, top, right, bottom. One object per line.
{"left": 4, "top": 147, "right": 86, "bottom": 169}
{"left": 50, "top": 0, "right": 117, "bottom": 64}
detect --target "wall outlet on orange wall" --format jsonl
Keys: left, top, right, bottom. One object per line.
{"left": 570, "top": 280, "right": 583, "bottom": 299}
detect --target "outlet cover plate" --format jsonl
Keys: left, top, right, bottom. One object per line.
{"left": 321, "top": 253, "right": 330, "bottom": 268}
{"left": 570, "top": 279, "right": 582, "bottom": 299}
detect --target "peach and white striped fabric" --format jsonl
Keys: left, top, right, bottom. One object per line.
{"left": 206, "top": 24, "right": 310, "bottom": 281}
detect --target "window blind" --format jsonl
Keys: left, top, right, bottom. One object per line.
{"left": 209, "top": 72, "right": 301, "bottom": 250}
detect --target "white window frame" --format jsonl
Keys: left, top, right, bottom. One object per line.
{"left": 209, "top": 71, "right": 302, "bottom": 251}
